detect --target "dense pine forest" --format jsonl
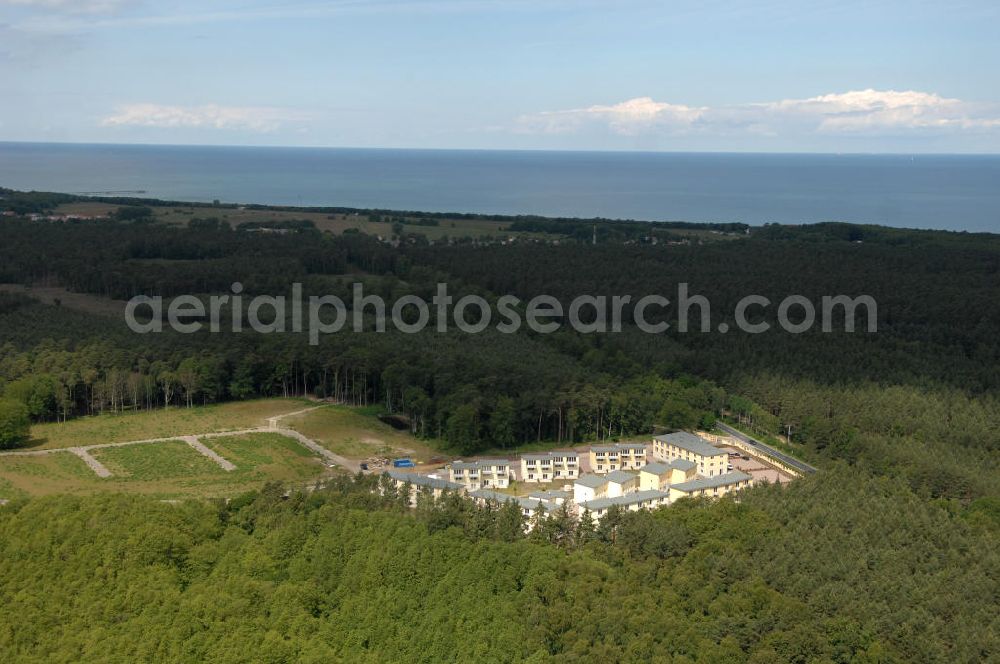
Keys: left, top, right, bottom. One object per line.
{"left": 0, "top": 193, "right": 999, "bottom": 661}
{"left": 0, "top": 472, "right": 997, "bottom": 662}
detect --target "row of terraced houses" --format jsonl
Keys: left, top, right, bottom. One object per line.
{"left": 384, "top": 432, "right": 757, "bottom": 523}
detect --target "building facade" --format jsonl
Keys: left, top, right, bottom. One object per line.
{"left": 573, "top": 474, "right": 609, "bottom": 504}
{"left": 579, "top": 490, "right": 671, "bottom": 521}
{"left": 652, "top": 432, "right": 728, "bottom": 477}
{"left": 638, "top": 459, "right": 698, "bottom": 491}
{"left": 589, "top": 442, "right": 649, "bottom": 474}
{"left": 449, "top": 459, "right": 511, "bottom": 490}
{"left": 520, "top": 451, "right": 580, "bottom": 483}
{"left": 604, "top": 470, "right": 640, "bottom": 497}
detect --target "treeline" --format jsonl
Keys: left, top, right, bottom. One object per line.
{"left": 2, "top": 211, "right": 1000, "bottom": 497}
{"left": 0, "top": 295, "right": 725, "bottom": 454}
{"left": 507, "top": 218, "right": 743, "bottom": 242}
{"left": 0, "top": 470, "right": 996, "bottom": 662}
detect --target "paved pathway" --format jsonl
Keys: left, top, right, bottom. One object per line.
{"left": 183, "top": 436, "right": 237, "bottom": 472}
{"left": 68, "top": 447, "right": 112, "bottom": 478}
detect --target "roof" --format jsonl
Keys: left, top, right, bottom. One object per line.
{"left": 470, "top": 489, "right": 556, "bottom": 513}
{"left": 615, "top": 442, "right": 646, "bottom": 451}
{"left": 574, "top": 474, "right": 609, "bottom": 489}
{"left": 671, "top": 471, "right": 752, "bottom": 493}
{"left": 641, "top": 462, "right": 672, "bottom": 476}
{"left": 590, "top": 445, "right": 619, "bottom": 453}
{"left": 529, "top": 490, "right": 570, "bottom": 501}
{"left": 451, "top": 458, "right": 510, "bottom": 471}
{"left": 653, "top": 432, "right": 726, "bottom": 458}
{"left": 605, "top": 470, "right": 638, "bottom": 484}
{"left": 387, "top": 471, "right": 463, "bottom": 491}
{"left": 581, "top": 490, "right": 671, "bottom": 512}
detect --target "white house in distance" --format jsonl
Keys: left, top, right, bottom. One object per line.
{"left": 520, "top": 451, "right": 580, "bottom": 483}
{"left": 449, "top": 459, "right": 511, "bottom": 490}
{"left": 652, "top": 432, "right": 728, "bottom": 477}
{"left": 573, "top": 474, "right": 609, "bottom": 504}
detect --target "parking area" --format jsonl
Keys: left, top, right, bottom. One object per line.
{"left": 718, "top": 447, "right": 794, "bottom": 485}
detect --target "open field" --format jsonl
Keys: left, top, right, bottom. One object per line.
{"left": 283, "top": 405, "right": 442, "bottom": 463}
{"left": 52, "top": 200, "right": 519, "bottom": 239}
{"left": 27, "top": 398, "right": 314, "bottom": 450}
{"left": 51, "top": 200, "right": 744, "bottom": 243}
{"left": 52, "top": 201, "right": 122, "bottom": 217}
{"left": 0, "top": 433, "right": 327, "bottom": 500}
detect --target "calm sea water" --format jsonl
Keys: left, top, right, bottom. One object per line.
{"left": 1, "top": 142, "right": 998, "bottom": 232}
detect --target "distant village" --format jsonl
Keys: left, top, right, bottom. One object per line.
{"left": 385, "top": 430, "right": 801, "bottom": 527}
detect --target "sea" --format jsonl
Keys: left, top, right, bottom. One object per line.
{"left": 1, "top": 142, "right": 998, "bottom": 233}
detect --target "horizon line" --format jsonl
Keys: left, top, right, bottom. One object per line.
{"left": 2, "top": 139, "right": 999, "bottom": 158}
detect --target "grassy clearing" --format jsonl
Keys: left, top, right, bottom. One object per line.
{"left": 0, "top": 433, "right": 327, "bottom": 500}
{"left": 202, "top": 433, "right": 323, "bottom": 483}
{"left": 28, "top": 398, "right": 312, "bottom": 450}
{"left": 53, "top": 201, "right": 121, "bottom": 217}
{"left": 0, "top": 453, "right": 102, "bottom": 500}
{"left": 283, "top": 405, "right": 442, "bottom": 462}
{"left": 93, "top": 440, "right": 226, "bottom": 481}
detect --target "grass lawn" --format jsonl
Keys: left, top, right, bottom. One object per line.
{"left": 0, "top": 433, "right": 327, "bottom": 500}
{"left": 27, "top": 398, "right": 313, "bottom": 450}
{"left": 283, "top": 405, "right": 442, "bottom": 463}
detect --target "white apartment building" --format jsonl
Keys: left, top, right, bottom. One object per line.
{"left": 449, "top": 459, "right": 511, "bottom": 490}
{"left": 520, "top": 451, "right": 580, "bottom": 483}
{"left": 652, "top": 432, "right": 728, "bottom": 477}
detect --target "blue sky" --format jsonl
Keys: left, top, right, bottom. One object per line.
{"left": 2, "top": 0, "right": 999, "bottom": 152}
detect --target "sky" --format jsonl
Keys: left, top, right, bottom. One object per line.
{"left": 2, "top": 0, "right": 1000, "bottom": 153}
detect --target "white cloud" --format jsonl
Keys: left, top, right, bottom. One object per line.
{"left": 760, "top": 89, "right": 1000, "bottom": 132}
{"left": 0, "top": 0, "right": 132, "bottom": 13}
{"left": 518, "top": 89, "right": 1000, "bottom": 139}
{"left": 518, "top": 97, "right": 705, "bottom": 136}
{"left": 101, "top": 103, "right": 311, "bottom": 132}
